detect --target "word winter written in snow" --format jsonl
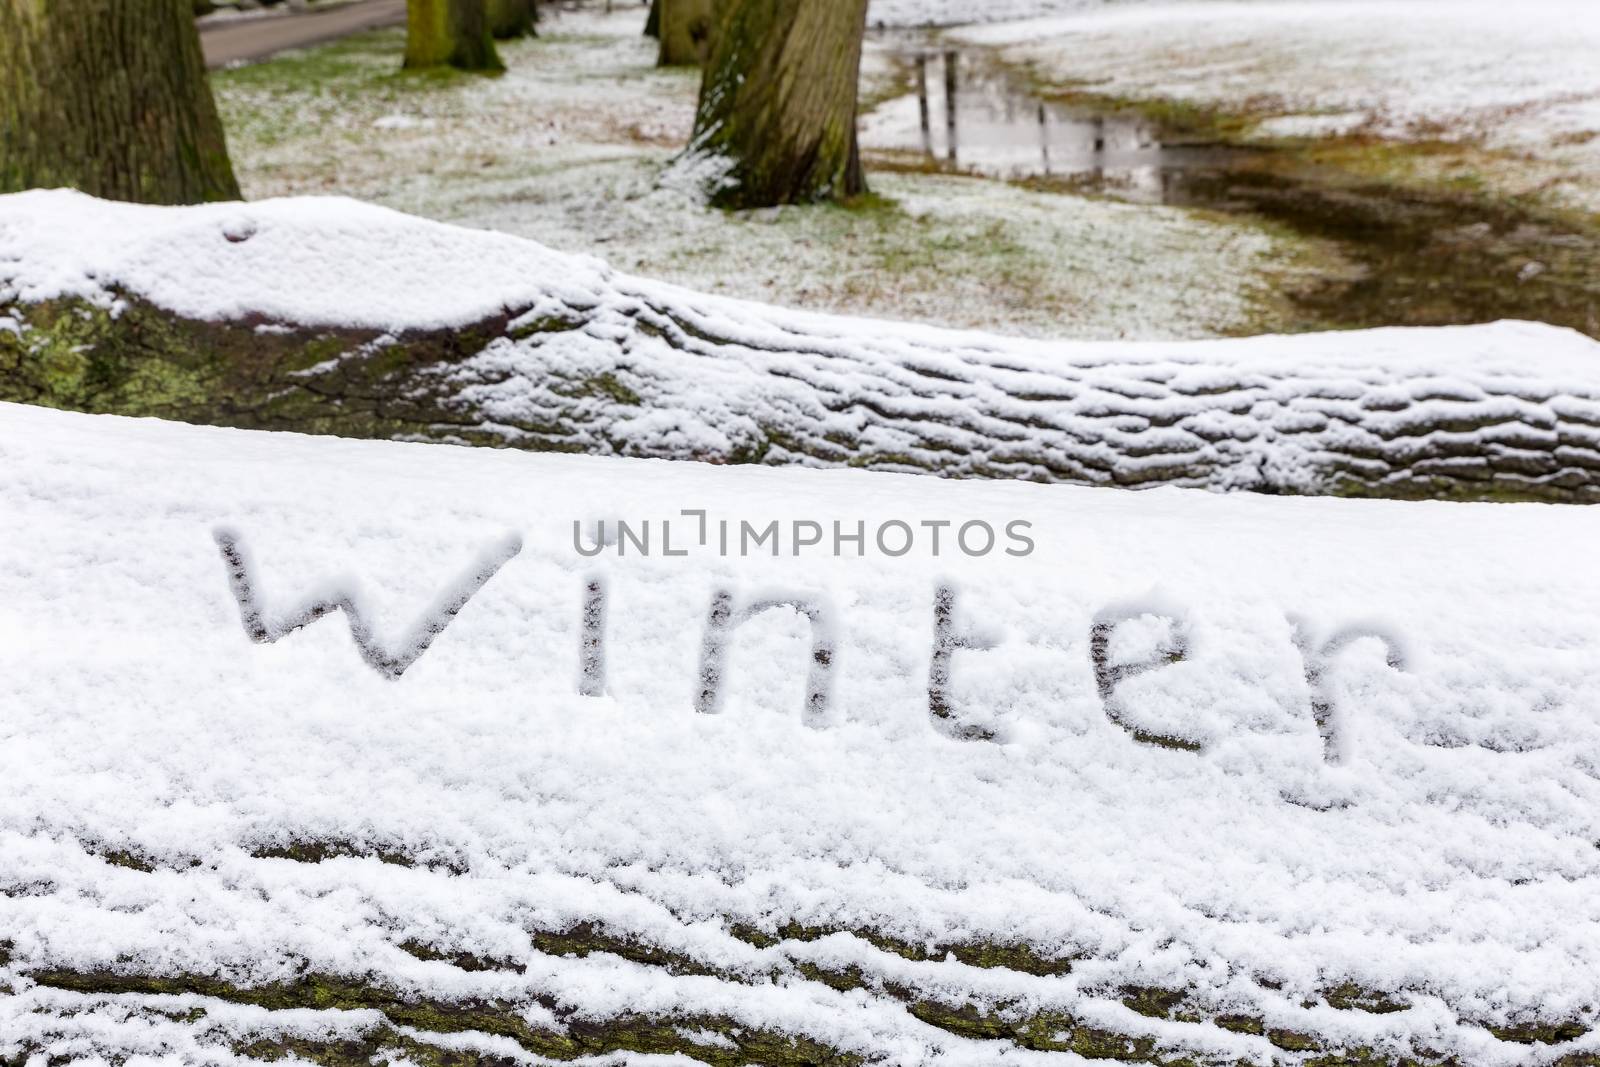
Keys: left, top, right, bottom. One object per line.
{"left": 212, "top": 527, "right": 1408, "bottom": 762}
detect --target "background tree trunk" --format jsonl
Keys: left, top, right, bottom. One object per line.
{"left": 404, "top": 0, "right": 503, "bottom": 71}
{"left": 0, "top": 0, "right": 239, "bottom": 205}
{"left": 657, "top": 0, "right": 713, "bottom": 66}
{"left": 644, "top": 0, "right": 662, "bottom": 38}
{"left": 487, "top": 0, "right": 537, "bottom": 40}
{"left": 688, "top": 0, "right": 869, "bottom": 208}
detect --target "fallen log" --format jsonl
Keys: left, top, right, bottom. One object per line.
{"left": 3, "top": 190, "right": 1599, "bottom": 502}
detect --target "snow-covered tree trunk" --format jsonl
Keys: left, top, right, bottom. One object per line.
{"left": 6, "top": 285, "right": 1597, "bottom": 504}
{"left": 0, "top": 0, "right": 239, "bottom": 205}
{"left": 688, "top": 0, "right": 870, "bottom": 207}
{"left": 404, "top": 0, "right": 502, "bottom": 71}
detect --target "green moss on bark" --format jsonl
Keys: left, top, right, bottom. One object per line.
{"left": 28, "top": 970, "right": 861, "bottom": 1066}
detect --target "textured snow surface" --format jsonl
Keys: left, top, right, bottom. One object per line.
{"left": 869, "top": 0, "right": 1112, "bottom": 27}
{"left": 0, "top": 190, "right": 607, "bottom": 331}
{"left": 3, "top": 405, "right": 1600, "bottom": 1063}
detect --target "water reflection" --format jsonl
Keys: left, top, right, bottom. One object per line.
{"left": 864, "top": 47, "right": 1242, "bottom": 204}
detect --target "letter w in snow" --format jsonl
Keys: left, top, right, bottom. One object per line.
{"left": 212, "top": 527, "right": 522, "bottom": 678}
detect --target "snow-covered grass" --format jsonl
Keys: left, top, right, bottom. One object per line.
{"left": 209, "top": 8, "right": 1315, "bottom": 341}
{"left": 869, "top": 0, "right": 1111, "bottom": 29}
{"left": 958, "top": 0, "right": 1600, "bottom": 210}
{"left": 4, "top": 401, "right": 1600, "bottom": 1063}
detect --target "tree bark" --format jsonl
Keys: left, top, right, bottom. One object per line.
{"left": 18, "top": 953, "right": 1479, "bottom": 1066}
{"left": 657, "top": 0, "right": 713, "bottom": 66}
{"left": 487, "top": 0, "right": 537, "bottom": 40}
{"left": 688, "top": 0, "right": 870, "bottom": 208}
{"left": 7, "top": 287, "right": 1598, "bottom": 505}
{"left": 12, "top": 903, "right": 1589, "bottom": 1065}
{"left": 0, "top": 0, "right": 239, "bottom": 205}
{"left": 404, "top": 0, "right": 503, "bottom": 71}
{"left": 644, "top": 0, "right": 662, "bottom": 38}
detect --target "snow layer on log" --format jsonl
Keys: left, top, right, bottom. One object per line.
{"left": 3, "top": 190, "right": 1600, "bottom": 503}
{"left": 2, "top": 405, "right": 1600, "bottom": 1063}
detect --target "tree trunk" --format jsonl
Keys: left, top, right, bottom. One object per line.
{"left": 0, "top": 0, "right": 239, "bottom": 205}
{"left": 487, "top": 0, "right": 537, "bottom": 39}
{"left": 644, "top": 0, "right": 662, "bottom": 38}
{"left": 18, "top": 954, "right": 1489, "bottom": 1067}
{"left": 404, "top": 0, "right": 503, "bottom": 71}
{"left": 688, "top": 0, "right": 870, "bottom": 208}
{"left": 7, "top": 285, "right": 1598, "bottom": 505}
{"left": 657, "top": 0, "right": 713, "bottom": 66}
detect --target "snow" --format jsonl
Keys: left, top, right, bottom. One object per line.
{"left": 868, "top": 0, "right": 1112, "bottom": 28}
{"left": 2, "top": 401, "right": 1600, "bottom": 1063}
{"left": 0, "top": 190, "right": 605, "bottom": 331}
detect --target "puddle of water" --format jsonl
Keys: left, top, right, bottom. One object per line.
{"left": 861, "top": 45, "right": 1246, "bottom": 203}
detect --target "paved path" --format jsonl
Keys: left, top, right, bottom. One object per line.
{"left": 200, "top": 0, "right": 407, "bottom": 68}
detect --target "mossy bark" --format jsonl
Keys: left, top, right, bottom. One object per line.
{"left": 19, "top": 912, "right": 1595, "bottom": 1067}
{"left": 487, "top": 0, "right": 537, "bottom": 40}
{"left": 689, "top": 0, "right": 870, "bottom": 207}
{"left": 404, "top": 0, "right": 503, "bottom": 72}
{"left": 0, "top": 0, "right": 239, "bottom": 205}
{"left": 657, "top": 0, "right": 713, "bottom": 66}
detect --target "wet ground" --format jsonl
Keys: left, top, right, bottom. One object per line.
{"left": 1169, "top": 168, "right": 1600, "bottom": 338}
{"left": 863, "top": 40, "right": 1600, "bottom": 338}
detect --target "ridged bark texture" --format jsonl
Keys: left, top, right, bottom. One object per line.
{"left": 658, "top": 0, "right": 713, "bottom": 66}
{"left": 690, "top": 0, "right": 870, "bottom": 208}
{"left": 0, "top": 0, "right": 239, "bottom": 204}
{"left": 487, "top": 0, "right": 537, "bottom": 40}
{"left": 7, "top": 291, "right": 1598, "bottom": 504}
{"left": 404, "top": 0, "right": 503, "bottom": 71}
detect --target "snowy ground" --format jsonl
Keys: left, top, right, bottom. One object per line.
{"left": 4, "top": 402, "right": 1600, "bottom": 1063}
{"left": 957, "top": 0, "right": 1600, "bottom": 210}
{"left": 210, "top": 7, "right": 1316, "bottom": 341}
{"left": 869, "top": 0, "right": 1111, "bottom": 28}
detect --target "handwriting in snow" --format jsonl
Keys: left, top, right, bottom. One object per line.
{"left": 213, "top": 527, "right": 1407, "bottom": 760}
